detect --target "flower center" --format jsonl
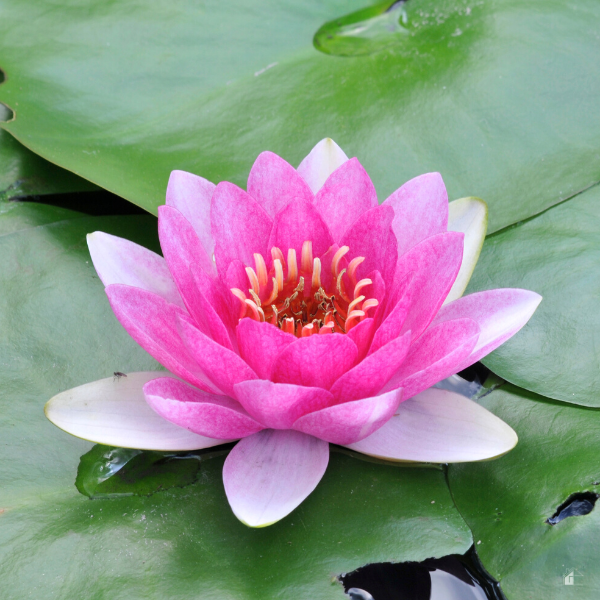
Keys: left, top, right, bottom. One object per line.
{"left": 231, "top": 241, "right": 379, "bottom": 337}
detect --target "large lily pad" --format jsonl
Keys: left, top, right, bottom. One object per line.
{"left": 1, "top": 0, "right": 599, "bottom": 231}
{"left": 448, "top": 384, "right": 600, "bottom": 598}
{"left": 467, "top": 183, "right": 600, "bottom": 406}
{"left": 0, "top": 214, "right": 471, "bottom": 598}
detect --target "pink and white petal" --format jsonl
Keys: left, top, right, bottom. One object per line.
{"left": 272, "top": 334, "right": 358, "bottom": 389}
{"left": 340, "top": 204, "right": 397, "bottom": 284}
{"left": 166, "top": 170, "right": 215, "bottom": 259}
{"left": 297, "top": 137, "right": 349, "bottom": 194}
{"left": 211, "top": 182, "right": 273, "bottom": 276}
{"left": 268, "top": 198, "right": 334, "bottom": 260}
{"left": 45, "top": 372, "right": 225, "bottom": 451}
{"left": 385, "top": 318, "right": 480, "bottom": 400}
{"left": 432, "top": 288, "right": 542, "bottom": 370}
{"left": 384, "top": 172, "right": 448, "bottom": 257}
{"left": 158, "top": 205, "right": 216, "bottom": 312}
{"left": 444, "top": 197, "right": 488, "bottom": 305}
{"left": 144, "top": 377, "right": 262, "bottom": 439}
{"left": 178, "top": 316, "right": 258, "bottom": 397}
{"left": 223, "top": 430, "right": 329, "bottom": 527}
{"left": 293, "top": 388, "right": 403, "bottom": 445}
{"left": 330, "top": 332, "right": 411, "bottom": 402}
{"left": 346, "top": 387, "right": 518, "bottom": 463}
{"left": 314, "top": 157, "right": 378, "bottom": 242}
{"left": 234, "top": 380, "right": 335, "bottom": 429}
{"left": 106, "top": 285, "right": 220, "bottom": 394}
{"left": 87, "top": 232, "right": 183, "bottom": 308}
{"left": 247, "top": 151, "right": 314, "bottom": 217}
{"left": 392, "top": 232, "right": 464, "bottom": 340}
{"left": 236, "top": 318, "right": 296, "bottom": 379}
{"left": 347, "top": 318, "right": 375, "bottom": 362}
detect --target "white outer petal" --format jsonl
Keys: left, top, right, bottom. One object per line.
{"left": 297, "top": 138, "right": 349, "bottom": 194}
{"left": 345, "top": 387, "right": 517, "bottom": 463}
{"left": 45, "top": 372, "right": 228, "bottom": 451}
{"left": 444, "top": 197, "right": 488, "bottom": 304}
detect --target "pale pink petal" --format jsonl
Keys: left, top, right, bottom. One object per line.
{"left": 330, "top": 332, "right": 411, "bottom": 402}
{"left": 297, "top": 138, "right": 349, "bottom": 194}
{"left": 166, "top": 170, "right": 215, "bottom": 259}
{"left": 347, "top": 318, "right": 375, "bottom": 362}
{"left": 211, "top": 182, "right": 273, "bottom": 276}
{"left": 224, "top": 259, "right": 248, "bottom": 292}
{"left": 143, "top": 377, "right": 262, "bottom": 439}
{"left": 268, "top": 198, "right": 333, "bottom": 260}
{"left": 391, "top": 232, "right": 464, "bottom": 340}
{"left": 385, "top": 318, "right": 480, "bottom": 399}
{"left": 314, "top": 157, "right": 378, "bottom": 242}
{"left": 369, "top": 283, "right": 411, "bottom": 354}
{"left": 191, "top": 263, "right": 238, "bottom": 333}
{"left": 223, "top": 430, "right": 329, "bottom": 527}
{"left": 432, "top": 289, "right": 542, "bottom": 370}
{"left": 247, "top": 151, "right": 314, "bottom": 217}
{"left": 178, "top": 316, "right": 257, "bottom": 397}
{"left": 87, "top": 232, "right": 183, "bottom": 308}
{"left": 340, "top": 204, "right": 397, "bottom": 283}
{"left": 272, "top": 334, "right": 358, "bottom": 389}
{"left": 234, "top": 380, "right": 335, "bottom": 429}
{"left": 236, "top": 318, "right": 296, "bottom": 379}
{"left": 292, "top": 389, "right": 403, "bottom": 445}
{"left": 105, "top": 284, "right": 220, "bottom": 394}
{"left": 384, "top": 172, "right": 448, "bottom": 257}
{"left": 346, "top": 387, "right": 518, "bottom": 463}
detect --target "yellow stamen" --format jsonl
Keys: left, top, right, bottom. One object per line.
{"left": 332, "top": 246, "right": 350, "bottom": 277}
{"left": 245, "top": 266, "right": 260, "bottom": 295}
{"left": 287, "top": 249, "right": 298, "bottom": 283}
{"left": 312, "top": 257, "right": 322, "bottom": 290}
{"left": 301, "top": 241, "right": 313, "bottom": 273}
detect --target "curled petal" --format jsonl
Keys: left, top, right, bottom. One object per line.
{"left": 223, "top": 430, "right": 329, "bottom": 527}
{"left": 144, "top": 377, "right": 262, "bottom": 439}
{"left": 45, "top": 372, "right": 225, "bottom": 451}
{"left": 297, "top": 137, "right": 349, "bottom": 194}
{"left": 346, "top": 387, "right": 518, "bottom": 463}
{"left": 293, "top": 389, "right": 403, "bottom": 445}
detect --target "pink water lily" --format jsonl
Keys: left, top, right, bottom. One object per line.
{"left": 46, "top": 139, "right": 541, "bottom": 527}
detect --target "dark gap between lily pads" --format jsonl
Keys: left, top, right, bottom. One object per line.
{"left": 12, "top": 189, "right": 147, "bottom": 216}
{"left": 546, "top": 491, "right": 599, "bottom": 525}
{"left": 340, "top": 545, "right": 506, "bottom": 600}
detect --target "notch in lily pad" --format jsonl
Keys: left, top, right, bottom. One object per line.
{"left": 314, "top": 1, "right": 409, "bottom": 57}
{"left": 546, "top": 491, "right": 599, "bottom": 525}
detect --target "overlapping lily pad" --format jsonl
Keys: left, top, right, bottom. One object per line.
{"left": 466, "top": 183, "right": 600, "bottom": 406}
{"left": 0, "top": 214, "right": 472, "bottom": 598}
{"left": 448, "top": 384, "right": 600, "bottom": 598}
{"left": 1, "top": 0, "right": 599, "bottom": 231}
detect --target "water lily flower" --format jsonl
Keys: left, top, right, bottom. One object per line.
{"left": 46, "top": 139, "right": 541, "bottom": 527}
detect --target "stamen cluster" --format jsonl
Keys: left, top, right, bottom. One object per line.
{"left": 231, "top": 242, "right": 379, "bottom": 337}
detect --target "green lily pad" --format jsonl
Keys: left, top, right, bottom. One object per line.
{"left": 1, "top": 0, "right": 599, "bottom": 231}
{"left": 0, "top": 214, "right": 471, "bottom": 597}
{"left": 467, "top": 183, "right": 600, "bottom": 406}
{"left": 448, "top": 384, "right": 600, "bottom": 599}
{"left": 0, "top": 199, "right": 84, "bottom": 236}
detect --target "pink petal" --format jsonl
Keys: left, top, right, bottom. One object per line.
{"left": 211, "top": 182, "right": 273, "bottom": 276}
{"left": 272, "top": 334, "right": 358, "bottom": 389}
{"left": 384, "top": 172, "right": 448, "bottom": 257}
{"left": 314, "top": 157, "right": 378, "bottom": 242}
{"left": 236, "top": 318, "right": 296, "bottom": 379}
{"left": 178, "top": 316, "right": 258, "bottom": 397}
{"left": 87, "top": 232, "right": 183, "bottom": 308}
{"left": 105, "top": 284, "right": 220, "bottom": 394}
{"left": 144, "top": 377, "right": 263, "bottom": 439}
{"left": 268, "top": 198, "right": 333, "bottom": 260}
{"left": 158, "top": 205, "right": 216, "bottom": 315}
{"left": 234, "top": 380, "right": 335, "bottom": 429}
{"left": 369, "top": 282, "right": 412, "bottom": 355}
{"left": 297, "top": 138, "right": 349, "bottom": 194}
{"left": 391, "top": 232, "right": 464, "bottom": 340}
{"left": 347, "top": 318, "right": 375, "bottom": 362}
{"left": 431, "top": 289, "right": 542, "bottom": 370}
{"left": 224, "top": 259, "right": 249, "bottom": 292}
{"left": 292, "top": 388, "right": 403, "bottom": 445}
{"left": 223, "top": 430, "right": 329, "bottom": 527}
{"left": 385, "top": 318, "right": 480, "bottom": 400}
{"left": 330, "top": 332, "right": 411, "bottom": 402}
{"left": 166, "top": 170, "right": 215, "bottom": 260}
{"left": 247, "top": 151, "right": 314, "bottom": 217}
{"left": 339, "top": 204, "right": 397, "bottom": 284}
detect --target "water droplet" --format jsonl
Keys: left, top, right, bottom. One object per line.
{"left": 314, "top": 1, "right": 409, "bottom": 57}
